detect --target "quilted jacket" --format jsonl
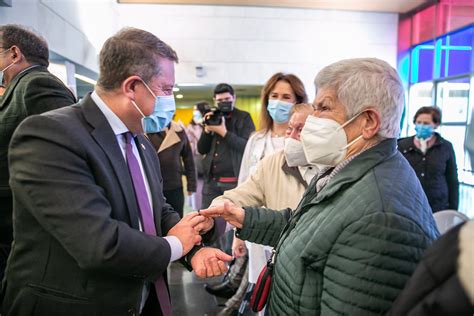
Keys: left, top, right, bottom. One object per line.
{"left": 237, "top": 138, "right": 439, "bottom": 315}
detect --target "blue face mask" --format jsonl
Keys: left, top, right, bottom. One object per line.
{"left": 193, "top": 110, "right": 202, "bottom": 123}
{"left": 415, "top": 124, "right": 434, "bottom": 140}
{"left": 132, "top": 80, "right": 176, "bottom": 133}
{"left": 267, "top": 99, "right": 293, "bottom": 124}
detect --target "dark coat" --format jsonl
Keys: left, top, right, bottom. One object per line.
{"left": 147, "top": 122, "right": 197, "bottom": 192}
{"left": 398, "top": 134, "right": 459, "bottom": 212}
{"left": 387, "top": 222, "right": 474, "bottom": 316}
{"left": 197, "top": 108, "right": 255, "bottom": 180}
{"left": 0, "top": 65, "right": 76, "bottom": 257}
{"left": 238, "top": 139, "right": 439, "bottom": 315}
{"left": 1, "top": 95, "right": 213, "bottom": 316}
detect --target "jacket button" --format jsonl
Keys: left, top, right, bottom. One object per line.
{"left": 403, "top": 150, "right": 407, "bottom": 153}
{"left": 217, "top": 141, "right": 220, "bottom": 145}
{"left": 421, "top": 173, "right": 425, "bottom": 177}
{"left": 127, "top": 308, "right": 137, "bottom": 316}
{"left": 214, "top": 153, "right": 218, "bottom": 157}
{"left": 422, "top": 157, "right": 426, "bottom": 161}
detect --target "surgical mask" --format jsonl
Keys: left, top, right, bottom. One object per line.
{"left": 415, "top": 124, "right": 433, "bottom": 140}
{"left": 131, "top": 80, "right": 176, "bottom": 133}
{"left": 193, "top": 110, "right": 202, "bottom": 123}
{"left": 267, "top": 99, "right": 293, "bottom": 124}
{"left": 217, "top": 101, "right": 233, "bottom": 113}
{"left": 0, "top": 48, "right": 15, "bottom": 86}
{"left": 300, "top": 113, "right": 364, "bottom": 166}
{"left": 284, "top": 137, "right": 308, "bottom": 167}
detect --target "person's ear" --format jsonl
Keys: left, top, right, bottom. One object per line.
{"left": 122, "top": 76, "right": 142, "bottom": 101}
{"left": 360, "top": 108, "right": 381, "bottom": 139}
{"left": 10, "top": 46, "right": 21, "bottom": 61}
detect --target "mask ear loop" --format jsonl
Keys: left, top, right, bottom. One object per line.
{"left": 337, "top": 110, "right": 366, "bottom": 151}
{"left": 140, "top": 79, "right": 158, "bottom": 99}
{"left": 131, "top": 100, "right": 146, "bottom": 118}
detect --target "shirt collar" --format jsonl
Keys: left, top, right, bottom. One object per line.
{"left": 91, "top": 90, "right": 129, "bottom": 136}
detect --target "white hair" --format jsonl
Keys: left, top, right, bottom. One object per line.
{"left": 314, "top": 58, "right": 405, "bottom": 138}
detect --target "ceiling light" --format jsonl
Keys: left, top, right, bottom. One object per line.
{"left": 74, "top": 74, "right": 97, "bottom": 85}
{"left": 173, "top": 87, "right": 180, "bottom": 92}
{"left": 176, "top": 94, "right": 184, "bottom": 99}
{"left": 177, "top": 83, "right": 205, "bottom": 87}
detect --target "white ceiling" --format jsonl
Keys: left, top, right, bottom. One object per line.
{"left": 117, "top": 0, "right": 431, "bottom": 13}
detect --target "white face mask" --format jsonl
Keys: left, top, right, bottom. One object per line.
{"left": 284, "top": 137, "right": 308, "bottom": 167}
{"left": 300, "top": 113, "right": 364, "bottom": 166}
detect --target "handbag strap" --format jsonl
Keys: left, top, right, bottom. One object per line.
{"left": 268, "top": 167, "right": 334, "bottom": 268}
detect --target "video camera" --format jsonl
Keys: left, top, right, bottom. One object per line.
{"left": 203, "top": 101, "right": 233, "bottom": 126}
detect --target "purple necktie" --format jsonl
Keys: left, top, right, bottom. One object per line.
{"left": 124, "top": 132, "right": 172, "bottom": 316}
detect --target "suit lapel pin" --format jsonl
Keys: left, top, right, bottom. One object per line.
{"left": 141, "top": 143, "right": 146, "bottom": 150}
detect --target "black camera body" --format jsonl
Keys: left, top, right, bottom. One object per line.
{"left": 204, "top": 108, "right": 224, "bottom": 126}
{"left": 203, "top": 101, "right": 233, "bottom": 126}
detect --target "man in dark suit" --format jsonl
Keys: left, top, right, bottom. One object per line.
{"left": 1, "top": 27, "right": 230, "bottom": 316}
{"left": 0, "top": 24, "right": 76, "bottom": 283}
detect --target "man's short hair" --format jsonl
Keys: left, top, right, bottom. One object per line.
{"left": 214, "top": 83, "right": 234, "bottom": 97}
{"left": 97, "top": 27, "right": 178, "bottom": 90}
{"left": 0, "top": 24, "right": 49, "bottom": 67}
{"left": 413, "top": 106, "right": 442, "bottom": 125}
{"left": 315, "top": 58, "right": 404, "bottom": 138}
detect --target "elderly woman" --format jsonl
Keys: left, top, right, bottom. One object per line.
{"left": 201, "top": 58, "right": 439, "bottom": 315}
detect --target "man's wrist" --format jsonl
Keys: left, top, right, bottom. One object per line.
{"left": 163, "top": 236, "right": 183, "bottom": 262}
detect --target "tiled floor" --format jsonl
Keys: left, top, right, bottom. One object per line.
{"left": 168, "top": 262, "right": 226, "bottom": 316}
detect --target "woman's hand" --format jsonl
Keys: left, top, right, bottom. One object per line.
{"left": 199, "top": 201, "right": 245, "bottom": 229}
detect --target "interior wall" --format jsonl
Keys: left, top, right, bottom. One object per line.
{"left": 1, "top": 1, "right": 399, "bottom": 100}
{"left": 117, "top": 4, "right": 399, "bottom": 98}
{"left": 0, "top": 0, "right": 115, "bottom": 72}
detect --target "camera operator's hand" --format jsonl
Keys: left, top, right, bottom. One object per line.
{"left": 205, "top": 115, "right": 227, "bottom": 137}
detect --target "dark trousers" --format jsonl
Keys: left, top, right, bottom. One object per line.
{"left": 0, "top": 195, "right": 13, "bottom": 283}
{"left": 202, "top": 179, "right": 237, "bottom": 209}
{"left": 163, "top": 188, "right": 184, "bottom": 218}
{"left": 202, "top": 179, "right": 237, "bottom": 255}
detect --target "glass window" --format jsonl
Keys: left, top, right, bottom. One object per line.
{"left": 436, "top": 77, "right": 470, "bottom": 124}
{"left": 406, "top": 82, "right": 434, "bottom": 135}
{"left": 434, "top": 26, "right": 474, "bottom": 79}
{"left": 435, "top": 77, "right": 473, "bottom": 187}
{"left": 411, "top": 41, "right": 435, "bottom": 83}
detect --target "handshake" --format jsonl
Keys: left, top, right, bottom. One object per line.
{"left": 166, "top": 202, "right": 245, "bottom": 278}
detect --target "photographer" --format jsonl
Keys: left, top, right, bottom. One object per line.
{"left": 198, "top": 83, "right": 255, "bottom": 209}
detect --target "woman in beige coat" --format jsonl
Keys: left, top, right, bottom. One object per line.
{"left": 211, "top": 103, "right": 315, "bottom": 315}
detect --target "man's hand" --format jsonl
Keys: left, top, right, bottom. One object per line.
{"left": 191, "top": 247, "right": 233, "bottom": 278}
{"left": 199, "top": 202, "right": 245, "bottom": 229}
{"left": 167, "top": 212, "right": 204, "bottom": 256}
{"left": 195, "top": 213, "right": 214, "bottom": 234}
{"left": 232, "top": 237, "right": 247, "bottom": 258}
{"left": 204, "top": 115, "right": 227, "bottom": 137}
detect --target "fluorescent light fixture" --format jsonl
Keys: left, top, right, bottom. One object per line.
{"left": 176, "top": 94, "right": 184, "bottom": 99}
{"left": 74, "top": 74, "right": 97, "bottom": 85}
{"left": 173, "top": 87, "right": 180, "bottom": 92}
{"left": 177, "top": 83, "right": 205, "bottom": 87}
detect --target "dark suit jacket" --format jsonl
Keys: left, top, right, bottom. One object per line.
{"left": 1, "top": 94, "right": 208, "bottom": 316}
{"left": 0, "top": 65, "right": 75, "bottom": 284}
